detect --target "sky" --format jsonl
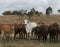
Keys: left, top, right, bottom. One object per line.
{"left": 0, "top": 0, "right": 60, "bottom": 15}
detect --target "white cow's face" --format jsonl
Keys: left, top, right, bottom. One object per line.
{"left": 24, "top": 19, "right": 29, "bottom": 25}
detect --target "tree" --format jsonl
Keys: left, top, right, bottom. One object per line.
{"left": 2, "top": 9, "right": 27, "bottom": 16}
{"left": 2, "top": 11, "right": 11, "bottom": 15}
{"left": 12, "top": 10, "right": 19, "bottom": 15}
{"left": 27, "top": 12, "right": 32, "bottom": 18}
{"left": 35, "top": 11, "right": 39, "bottom": 15}
{"left": 24, "top": 10, "right": 27, "bottom": 15}
{"left": 30, "top": 8, "right": 36, "bottom": 15}
{"left": 27, "top": 8, "right": 36, "bottom": 18}
{"left": 35, "top": 11, "right": 43, "bottom": 16}
{"left": 58, "top": 9, "right": 60, "bottom": 13}
{"left": 40, "top": 12, "right": 43, "bottom": 14}
{"left": 46, "top": 7, "right": 53, "bottom": 15}
{"left": 18, "top": 9, "right": 27, "bottom": 16}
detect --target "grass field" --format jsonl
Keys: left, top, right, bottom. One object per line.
{"left": 0, "top": 39, "right": 60, "bottom": 47}
{"left": 0, "top": 14, "right": 60, "bottom": 25}
{"left": 0, "top": 15, "right": 60, "bottom": 47}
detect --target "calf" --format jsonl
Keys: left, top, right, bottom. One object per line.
{"left": 1, "top": 24, "right": 14, "bottom": 40}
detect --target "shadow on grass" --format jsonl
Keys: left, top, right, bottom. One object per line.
{"left": 0, "top": 39, "right": 60, "bottom": 47}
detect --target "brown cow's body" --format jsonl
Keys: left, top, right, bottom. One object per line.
{"left": 48, "top": 23, "right": 59, "bottom": 42}
{"left": 0, "top": 22, "right": 59, "bottom": 42}
{"left": 32, "top": 23, "right": 49, "bottom": 41}
{"left": 0, "top": 23, "right": 26, "bottom": 40}
{"left": 14, "top": 23, "right": 26, "bottom": 39}
{"left": 0, "top": 24, "right": 2, "bottom": 34}
{"left": 0, "top": 24, "right": 14, "bottom": 40}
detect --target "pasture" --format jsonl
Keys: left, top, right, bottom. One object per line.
{"left": 0, "top": 39, "right": 60, "bottom": 47}
{"left": 0, "top": 15, "right": 60, "bottom": 47}
{"left": 0, "top": 14, "right": 60, "bottom": 25}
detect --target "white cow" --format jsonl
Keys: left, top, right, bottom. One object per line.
{"left": 23, "top": 19, "right": 37, "bottom": 39}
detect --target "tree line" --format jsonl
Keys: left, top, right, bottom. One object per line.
{"left": 2, "top": 7, "right": 60, "bottom": 16}
{"left": 2, "top": 8, "right": 42, "bottom": 16}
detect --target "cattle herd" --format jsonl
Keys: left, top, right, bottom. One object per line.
{"left": 0, "top": 19, "right": 60, "bottom": 42}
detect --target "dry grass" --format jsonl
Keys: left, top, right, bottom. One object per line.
{"left": 0, "top": 14, "right": 60, "bottom": 25}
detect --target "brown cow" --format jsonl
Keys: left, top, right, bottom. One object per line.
{"left": 14, "top": 23, "right": 26, "bottom": 39}
{"left": 0, "top": 24, "right": 2, "bottom": 34}
{"left": 32, "top": 22, "right": 49, "bottom": 41}
{"left": 0, "top": 24, "right": 14, "bottom": 40}
{"left": 48, "top": 23, "right": 59, "bottom": 42}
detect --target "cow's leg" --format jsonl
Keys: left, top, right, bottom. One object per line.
{"left": 19, "top": 32, "right": 21, "bottom": 39}
{"left": 29, "top": 33, "right": 32, "bottom": 39}
{"left": 35, "top": 32, "right": 38, "bottom": 40}
{"left": 23, "top": 33, "right": 25, "bottom": 39}
{"left": 38, "top": 35, "right": 39, "bottom": 41}
{"left": 24, "top": 33, "right": 26, "bottom": 39}
{"left": 27, "top": 32, "right": 31, "bottom": 40}
{"left": 45, "top": 36, "right": 47, "bottom": 42}
{"left": 45, "top": 33, "right": 48, "bottom": 42}
{"left": 25, "top": 33, "right": 28, "bottom": 39}
{"left": 23, "top": 33, "right": 24, "bottom": 39}
{"left": 50, "top": 34, "right": 53, "bottom": 41}
{"left": 0, "top": 33, "right": 3, "bottom": 40}
{"left": 32, "top": 31, "right": 35, "bottom": 40}
{"left": 0, "top": 31, "right": 5, "bottom": 40}
{"left": 25, "top": 33, "right": 26, "bottom": 39}
{"left": 28, "top": 33, "right": 30, "bottom": 39}
{"left": 23, "top": 32, "right": 26, "bottom": 39}
{"left": 11, "top": 33, "right": 14, "bottom": 40}
{"left": 26, "top": 33, "right": 27, "bottom": 39}
{"left": 38, "top": 34, "right": 41, "bottom": 41}
{"left": 42, "top": 35, "right": 46, "bottom": 42}
{"left": 52, "top": 34, "right": 55, "bottom": 42}
{"left": 49, "top": 34, "right": 52, "bottom": 41}
{"left": 42, "top": 34, "right": 44, "bottom": 42}
{"left": 31, "top": 32, "right": 33, "bottom": 40}
{"left": 53, "top": 35, "right": 55, "bottom": 42}
{"left": 22, "top": 33, "right": 23, "bottom": 39}
{"left": 27, "top": 33, "right": 30, "bottom": 39}
{"left": 45, "top": 34, "right": 47, "bottom": 42}
{"left": 14, "top": 33, "right": 16, "bottom": 39}
{"left": 56, "top": 33, "right": 58, "bottom": 41}
{"left": 35, "top": 34, "right": 37, "bottom": 40}
{"left": 21, "top": 33, "right": 23, "bottom": 39}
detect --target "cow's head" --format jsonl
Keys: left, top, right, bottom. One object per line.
{"left": 23, "top": 19, "right": 30, "bottom": 26}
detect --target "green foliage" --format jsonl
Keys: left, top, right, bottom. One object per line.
{"left": 12, "top": 10, "right": 19, "bottom": 15}
{"left": 31, "top": 8, "right": 35, "bottom": 15}
{"left": 58, "top": 9, "right": 60, "bottom": 13}
{"left": 27, "top": 8, "right": 42, "bottom": 17}
{"left": 2, "top": 10, "right": 27, "bottom": 16}
{"left": 35, "top": 11, "right": 39, "bottom": 15}
{"left": 3, "top": 11, "right": 11, "bottom": 15}
{"left": 2, "top": 8, "right": 43, "bottom": 16}
{"left": 40, "top": 12, "right": 43, "bottom": 14}
{"left": 46, "top": 7, "right": 53, "bottom": 15}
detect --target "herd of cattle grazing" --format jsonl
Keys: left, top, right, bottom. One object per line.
{"left": 0, "top": 19, "right": 60, "bottom": 42}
